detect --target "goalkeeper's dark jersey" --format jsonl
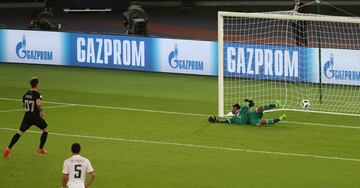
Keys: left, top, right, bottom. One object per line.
{"left": 22, "top": 90, "right": 42, "bottom": 118}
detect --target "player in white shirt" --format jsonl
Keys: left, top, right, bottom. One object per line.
{"left": 62, "top": 143, "right": 96, "bottom": 188}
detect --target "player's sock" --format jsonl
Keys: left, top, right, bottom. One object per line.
{"left": 267, "top": 119, "right": 279, "bottom": 125}
{"left": 8, "top": 133, "right": 21, "bottom": 149}
{"left": 39, "top": 132, "right": 48, "bottom": 149}
{"left": 266, "top": 114, "right": 286, "bottom": 125}
{"left": 263, "top": 104, "right": 276, "bottom": 111}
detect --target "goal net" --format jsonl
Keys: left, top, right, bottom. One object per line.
{"left": 218, "top": 11, "right": 360, "bottom": 117}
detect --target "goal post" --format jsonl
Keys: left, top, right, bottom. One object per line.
{"left": 218, "top": 11, "right": 360, "bottom": 117}
{"left": 218, "top": 12, "right": 225, "bottom": 117}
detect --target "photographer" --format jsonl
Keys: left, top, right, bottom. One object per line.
{"left": 123, "top": 1, "right": 149, "bottom": 35}
{"left": 29, "top": 11, "right": 61, "bottom": 31}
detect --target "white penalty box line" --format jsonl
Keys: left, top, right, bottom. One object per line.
{"left": 0, "top": 104, "right": 76, "bottom": 113}
{"left": 0, "top": 97, "right": 359, "bottom": 130}
{"left": 0, "top": 127, "right": 359, "bottom": 163}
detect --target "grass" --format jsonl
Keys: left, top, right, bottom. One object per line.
{"left": 0, "top": 63, "right": 360, "bottom": 188}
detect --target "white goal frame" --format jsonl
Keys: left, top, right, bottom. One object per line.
{"left": 218, "top": 11, "right": 360, "bottom": 117}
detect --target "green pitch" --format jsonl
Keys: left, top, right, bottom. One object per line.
{"left": 0, "top": 63, "right": 360, "bottom": 188}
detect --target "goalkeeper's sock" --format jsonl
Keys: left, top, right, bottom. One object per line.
{"left": 8, "top": 133, "right": 21, "bottom": 149}
{"left": 267, "top": 114, "right": 287, "bottom": 125}
{"left": 267, "top": 119, "right": 279, "bottom": 125}
{"left": 263, "top": 104, "right": 276, "bottom": 111}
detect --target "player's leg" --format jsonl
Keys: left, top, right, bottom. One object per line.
{"left": 257, "top": 114, "right": 287, "bottom": 126}
{"left": 2, "top": 119, "right": 29, "bottom": 158}
{"left": 34, "top": 118, "right": 48, "bottom": 154}
{"left": 248, "top": 111, "right": 261, "bottom": 125}
{"left": 256, "top": 100, "right": 283, "bottom": 113}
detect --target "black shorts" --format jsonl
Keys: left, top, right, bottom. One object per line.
{"left": 19, "top": 116, "right": 48, "bottom": 132}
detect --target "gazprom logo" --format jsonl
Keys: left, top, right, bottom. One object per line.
{"left": 168, "top": 44, "right": 204, "bottom": 70}
{"left": 324, "top": 54, "right": 335, "bottom": 79}
{"left": 16, "top": 35, "right": 53, "bottom": 60}
{"left": 324, "top": 53, "right": 360, "bottom": 81}
{"left": 226, "top": 47, "right": 298, "bottom": 78}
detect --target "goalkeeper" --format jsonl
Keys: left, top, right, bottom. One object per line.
{"left": 208, "top": 99, "right": 286, "bottom": 126}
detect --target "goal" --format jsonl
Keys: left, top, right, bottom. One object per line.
{"left": 218, "top": 11, "right": 360, "bottom": 117}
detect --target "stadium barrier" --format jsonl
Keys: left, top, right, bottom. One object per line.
{"left": 0, "top": 29, "right": 359, "bottom": 85}
{"left": 0, "top": 29, "right": 218, "bottom": 76}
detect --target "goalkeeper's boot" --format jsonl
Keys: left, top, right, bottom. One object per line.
{"left": 2, "top": 147, "right": 11, "bottom": 158}
{"left": 279, "top": 114, "right": 287, "bottom": 121}
{"left": 275, "top": 100, "right": 283, "bottom": 108}
{"left": 37, "top": 148, "right": 48, "bottom": 155}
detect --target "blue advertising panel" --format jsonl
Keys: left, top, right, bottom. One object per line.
{"left": 66, "top": 33, "right": 153, "bottom": 72}
{"left": 0, "top": 29, "right": 359, "bottom": 86}
{"left": 65, "top": 32, "right": 217, "bottom": 75}
{"left": 223, "top": 42, "right": 315, "bottom": 83}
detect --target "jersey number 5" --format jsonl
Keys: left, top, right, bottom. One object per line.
{"left": 74, "top": 165, "right": 82, "bottom": 178}
{"left": 24, "top": 100, "right": 35, "bottom": 112}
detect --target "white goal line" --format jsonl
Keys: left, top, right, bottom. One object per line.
{"left": 0, "top": 127, "right": 359, "bottom": 163}
{"left": 0, "top": 97, "right": 359, "bottom": 130}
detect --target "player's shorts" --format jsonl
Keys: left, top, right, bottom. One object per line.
{"left": 67, "top": 184, "right": 85, "bottom": 188}
{"left": 248, "top": 111, "right": 263, "bottom": 125}
{"left": 19, "top": 116, "right": 48, "bottom": 132}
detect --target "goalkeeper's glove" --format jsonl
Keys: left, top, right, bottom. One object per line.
{"left": 208, "top": 116, "right": 217, "bottom": 123}
{"left": 244, "top": 98, "right": 255, "bottom": 108}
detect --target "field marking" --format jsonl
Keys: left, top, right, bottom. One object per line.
{"left": 0, "top": 97, "right": 359, "bottom": 130}
{"left": 284, "top": 121, "right": 360, "bottom": 129}
{"left": 0, "top": 127, "right": 359, "bottom": 163}
{"left": 0, "top": 97, "right": 208, "bottom": 117}
{"left": 0, "top": 104, "right": 76, "bottom": 113}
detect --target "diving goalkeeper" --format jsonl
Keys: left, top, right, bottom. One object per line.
{"left": 208, "top": 99, "right": 286, "bottom": 126}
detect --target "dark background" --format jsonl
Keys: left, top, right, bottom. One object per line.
{"left": 0, "top": 0, "right": 359, "bottom": 41}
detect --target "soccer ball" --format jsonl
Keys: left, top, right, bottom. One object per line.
{"left": 301, "top": 99, "right": 311, "bottom": 109}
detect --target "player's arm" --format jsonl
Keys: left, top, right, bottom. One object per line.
{"left": 208, "top": 116, "right": 230, "bottom": 124}
{"left": 217, "top": 120, "right": 230, "bottom": 124}
{"left": 36, "top": 98, "right": 45, "bottom": 118}
{"left": 61, "top": 174, "right": 69, "bottom": 188}
{"left": 22, "top": 95, "right": 25, "bottom": 107}
{"left": 243, "top": 98, "right": 255, "bottom": 108}
{"left": 62, "top": 161, "right": 69, "bottom": 188}
{"left": 86, "top": 160, "right": 96, "bottom": 188}
{"left": 86, "top": 171, "right": 96, "bottom": 188}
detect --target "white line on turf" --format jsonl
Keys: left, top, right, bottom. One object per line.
{"left": 0, "top": 97, "right": 208, "bottom": 117}
{"left": 0, "top": 97, "right": 359, "bottom": 130}
{"left": 0, "top": 104, "right": 76, "bottom": 113}
{"left": 284, "top": 121, "right": 360, "bottom": 129}
{"left": 0, "top": 127, "right": 359, "bottom": 163}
